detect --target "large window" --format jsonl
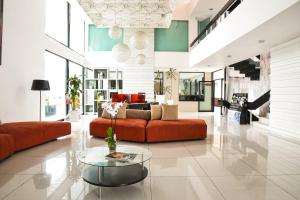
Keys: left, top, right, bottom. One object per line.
{"left": 70, "top": 6, "right": 85, "bottom": 54}
{"left": 179, "top": 72, "right": 205, "bottom": 101}
{"left": 45, "top": 0, "right": 69, "bottom": 45}
{"left": 69, "top": 62, "right": 84, "bottom": 114}
{"left": 44, "top": 52, "right": 67, "bottom": 121}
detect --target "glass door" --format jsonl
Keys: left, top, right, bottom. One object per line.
{"left": 198, "top": 81, "right": 214, "bottom": 112}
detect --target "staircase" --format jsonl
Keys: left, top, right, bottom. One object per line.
{"left": 229, "top": 57, "right": 260, "bottom": 80}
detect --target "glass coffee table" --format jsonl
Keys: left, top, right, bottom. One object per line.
{"left": 76, "top": 145, "right": 152, "bottom": 187}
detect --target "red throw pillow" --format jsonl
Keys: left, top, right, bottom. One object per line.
{"left": 112, "top": 94, "right": 128, "bottom": 103}
{"left": 137, "top": 94, "right": 145, "bottom": 103}
{"left": 112, "top": 94, "right": 120, "bottom": 102}
{"left": 130, "top": 94, "right": 139, "bottom": 103}
{"left": 131, "top": 94, "right": 145, "bottom": 103}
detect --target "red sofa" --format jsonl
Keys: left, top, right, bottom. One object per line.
{"left": 112, "top": 94, "right": 146, "bottom": 103}
{"left": 90, "top": 118, "right": 207, "bottom": 142}
{"left": 0, "top": 121, "right": 71, "bottom": 160}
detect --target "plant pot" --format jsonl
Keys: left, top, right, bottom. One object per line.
{"left": 108, "top": 143, "right": 117, "bottom": 152}
{"left": 69, "top": 110, "right": 81, "bottom": 122}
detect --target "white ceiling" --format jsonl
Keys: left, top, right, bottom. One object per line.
{"left": 77, "top": 0, "right": 177, "bottom": 28}
{"left": 192, "top": 0, "right": 227, "bottom": 21}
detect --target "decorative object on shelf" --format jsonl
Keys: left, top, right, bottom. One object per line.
{"left": 136, "top": 53, "right": 146, "bottom": 64}
{"left": 31, "top": 79, "right": 50, "bottom": 121}
{"left": 130, "top": 31, "right": 148, "bottom": 50}
{"left": 108, "top": 25, "right": 122, "bottom": 40}
{"left": 102, "top": 102, "right": 123, "bottom": 151}
{"left": 164, "top": 68, "right": 176, "bottom": 100}
{"left": 66, "top": 75, "right": 82, "bottom": 122}
{"left": 112, "top": 43, "right": 131, "bottom": 62}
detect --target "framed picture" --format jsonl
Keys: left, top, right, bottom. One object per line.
{"left": 0, "top": 0, "right": 3, "bottom": 65}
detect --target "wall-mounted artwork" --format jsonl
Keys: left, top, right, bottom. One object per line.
{"left": 0, "top": 0, "right": 3, "bottom": 65}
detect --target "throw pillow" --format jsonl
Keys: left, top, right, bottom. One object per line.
{"left": 126, "top": 109, "right": 151, "bottom": 120}
{"left": 102, "top": 103, "right": 126, "bottom": 119}
{"left": 161, "top": 104, "right": 178, "bottom": 120}
{"left": 151, "top": 105, "right": 162, "bottom": 120}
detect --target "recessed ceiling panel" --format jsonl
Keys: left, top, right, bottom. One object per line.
{"left": 77, "top": 0, "right": 177, "bottom": 28}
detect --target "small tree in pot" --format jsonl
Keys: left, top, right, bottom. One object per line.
{"left": 66, "top": 75, "right": 82, "bottom": 121}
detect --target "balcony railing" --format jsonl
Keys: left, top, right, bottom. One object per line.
{"left": 190, "top": 0, "right": 243, "bottom": 48}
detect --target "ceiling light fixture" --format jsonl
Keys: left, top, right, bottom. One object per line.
{"left": 108, "top": 25, "right": 122, "bottom": 40}
{"left": 136, "top": 54, "right": 146, "bottom": 65}
{"left": 112, "top": 43, "right": 131, "bottom": 62}
{"left": 108, "top": 0, "right": 122, "bottom": 40}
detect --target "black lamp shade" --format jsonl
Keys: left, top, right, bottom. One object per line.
{"left": 31, "top": 80, "right": 50, "bottom": 91}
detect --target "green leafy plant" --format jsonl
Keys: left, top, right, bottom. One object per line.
{"left": 66, "top": 75, "right": 82, "bottom": 111}
{"left": 105, "top": 127, "right": 116, "bottom": 151}
{"left": 165, "top": 68, "right": 176, "bottom": 100}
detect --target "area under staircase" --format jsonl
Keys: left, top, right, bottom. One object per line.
{"left": 223, "top": 90, "right": 270, "bottom": 124}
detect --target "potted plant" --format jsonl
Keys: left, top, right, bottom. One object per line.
{"left": 101, "top": 102, "right": 123, "bottom": 151}
{"left": 66, "top": 75, "right": 82, "bottom": 122}
{"left": 165, "top": 68, "right": 176, "bottom": 104}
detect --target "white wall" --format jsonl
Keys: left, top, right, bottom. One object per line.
{"left": 269, "top": 37, "right": 300, "bottom": 138}
{"left": 0, "top": 0, "right": 89, "bottom": 122}
{"left": 122, "top": 29, "right": 155, "bottom": 101}
{"left": 0, "top": 0, "right": 46, "bottom": 122}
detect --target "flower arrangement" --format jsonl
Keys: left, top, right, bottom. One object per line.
{"left": 101, "top": 102, "right": 123, "bottom": 151}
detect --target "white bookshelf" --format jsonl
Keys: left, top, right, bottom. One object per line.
{"left": 84, "top": 68, "right": 123, "bottom": 115}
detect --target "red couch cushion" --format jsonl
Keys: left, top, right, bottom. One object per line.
{"left": 90, "top": 118, "right": 147, "bottom": 142}
{"left": 131, "top": 94, "right": 145, "bottom": 103}
{"left": 0, "top": 134, "right": 15, "bottom": 160}
{"left": 0, "top": 122, "right": 71, "bottom": 151}
{"left": 146, "top": 119, "right": 207, "bottom": 142}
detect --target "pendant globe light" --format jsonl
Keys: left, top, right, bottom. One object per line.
{"left": 130, "top": 0, "right": 148, "bottom": 50}
{"left": 108, "top": 25, "right": 122, "bottom": 40}
{"left": 130, "top": 31, "right": 148, "bottom": 50}
{"left": 136, "top": 54, "right": 146, "bottom": 64}
{"left": 108, "top": 0, "right": 122, "bottom": 40}
{"left": 112, "top": 43, "right": 131, "bottom": 62}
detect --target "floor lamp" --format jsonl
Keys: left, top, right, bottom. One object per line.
{"left": 31, "top": 80, "right": 50, "bottom": 121}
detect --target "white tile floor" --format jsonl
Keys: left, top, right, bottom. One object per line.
{"left": 1, "top": 112, "right": 300, "bottom": 200}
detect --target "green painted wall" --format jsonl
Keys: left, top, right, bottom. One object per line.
{"left": 198, "top": 18, "right": 210, "bottom": 40}
{"left": 88, "top": 25, "right": 123, "bottom": 51}
{"left": 154, "top": 20, "right": 189, "bottom": 52}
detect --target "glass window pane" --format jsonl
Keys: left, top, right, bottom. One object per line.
{"left": 179, "top": 72, "right": 205, "bottom": 101}
{"left": 70, "top": 6, "right": 85, "bottom": 54}
{"left": 45, "top": 0, "right": 68, "bottom": 45}
{"left": 44, "top": 52, "right": 67, "bottom": 121}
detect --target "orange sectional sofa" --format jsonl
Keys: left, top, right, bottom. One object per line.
{"left": 0, "top": 121, "right": 71, "bottom": 160}
{"left": 90, "top": 118, "right": 207, "bottom": 142}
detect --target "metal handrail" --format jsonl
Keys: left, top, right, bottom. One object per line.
{"left": 190, "top": 0, "right": 242, "bottom": 48}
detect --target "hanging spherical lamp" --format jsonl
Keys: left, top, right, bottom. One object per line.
{"left": 136, "top": 54, "right": 146, "bottom": 65}
{"left": 108, "top": 25, "right": 122, "bottom": 40}
{"left": 130, "top": 31, "right": 148, "bottom": 50}
{"left": 112, "top": 43, "right": 131, "bottom": 62}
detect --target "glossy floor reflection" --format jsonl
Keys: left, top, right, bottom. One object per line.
{"left": 1, "top": 113, "right": 300, "bottom": 199}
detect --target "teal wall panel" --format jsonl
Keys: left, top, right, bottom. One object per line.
{"left": 88, "top": 25, "right": 123, "bottom": 51}
{"left": 154, "top": 20, "right": 189, "bottom": 52}
{"left": 197, "top": 18, "right": 210, "bottom": 40}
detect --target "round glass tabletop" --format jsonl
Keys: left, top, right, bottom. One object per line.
{"left": 76, "top": 145, "right": 152, "bottom": 167}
